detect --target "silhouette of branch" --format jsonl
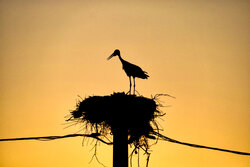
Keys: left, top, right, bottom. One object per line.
{"left": 89, "top": 140, "right": 107, "bottom": 167}
{"left": 0, "top": 134, "right": 113, "bottom": 145}
{"left": 153, "top": 132, "right": 250, "bottom": 156}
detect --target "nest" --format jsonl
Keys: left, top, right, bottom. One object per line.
{"left": 67, "top": 92, "right": 165, "bottom": 154}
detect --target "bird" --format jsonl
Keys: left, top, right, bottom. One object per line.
{"left": 107, "top": 49, "right": 149, "bottom": 95}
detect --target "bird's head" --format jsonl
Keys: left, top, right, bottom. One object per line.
{"left": 107, "top": 49, "right": 120, "bottom": 60}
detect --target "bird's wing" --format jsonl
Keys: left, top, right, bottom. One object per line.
{"left": 123, "top": 60, "right": 149, "bottom": 79}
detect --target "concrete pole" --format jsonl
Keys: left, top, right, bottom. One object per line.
{"left": 113, "top": 126, "right": 128, "bottom": 167}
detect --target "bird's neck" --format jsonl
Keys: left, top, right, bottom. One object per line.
{"left": 118, "top": 54, "right": 124, "bottom": 63}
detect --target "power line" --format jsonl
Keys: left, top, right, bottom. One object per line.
{"left": 0, "top": 133, "right": 249, "bottom": 156}
{"left": 0, "top": 133, "right": 112, "bottom": 145}
{"left": 153, "top": 132, "right": 250, "bottom": 156}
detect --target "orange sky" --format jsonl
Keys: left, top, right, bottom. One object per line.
{"left": 0, "top": 0, "right": 249, "bottom": 167}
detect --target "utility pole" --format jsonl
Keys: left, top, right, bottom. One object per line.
{"left": 113, "top": 126, "right": 128, "bottom": 167}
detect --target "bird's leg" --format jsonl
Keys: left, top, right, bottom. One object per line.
{"left": 126, "top": 76, "right": 131, "bottom": 95}
{"left": 133, "top": 77, "right": 135, "bottom": 95}
{"left": 130, "top": 76, "right": 132, "bottom": 95}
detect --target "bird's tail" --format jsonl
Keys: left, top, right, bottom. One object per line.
{"left": 142, "top": 71, "right": 149, "bottom": 79}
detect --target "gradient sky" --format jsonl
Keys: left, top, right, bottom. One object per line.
{"left": 0, "top": 0, "right": 249, "bottom": 167}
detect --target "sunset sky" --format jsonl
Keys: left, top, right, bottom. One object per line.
{"left": 0, "top": 0, "right": 249, "bottom": 167}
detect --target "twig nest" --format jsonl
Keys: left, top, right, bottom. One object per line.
{"left": 67, "top": 92, "right": 162, "bottom": 144}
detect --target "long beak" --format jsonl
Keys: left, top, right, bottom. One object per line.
{"left": 107, "top": 53, "right": 114, "bottom": 60}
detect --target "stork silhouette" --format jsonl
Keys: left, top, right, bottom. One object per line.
{"left": 107, "top": 49, "right": 149, "bottom": 94}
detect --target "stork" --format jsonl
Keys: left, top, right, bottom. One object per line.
{"left": 107, "top": 49, "right": 149, "bottom": 95}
